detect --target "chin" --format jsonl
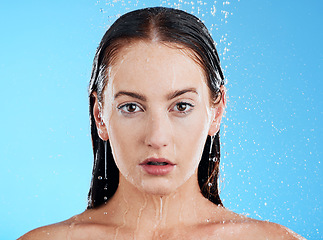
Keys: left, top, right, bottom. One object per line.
{"left": 145, "top": 187, "right": 174, "bottom": 196}
{"left": 138, "top": 178, "right": 179, "bottom": 196}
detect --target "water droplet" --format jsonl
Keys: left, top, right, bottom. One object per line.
{"left": 211, "top": 5, "right": 216, "bottom": 16}
{"left": 98, "top": 176, "right": 103, "bottom": 180}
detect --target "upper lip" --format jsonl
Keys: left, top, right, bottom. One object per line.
{"left": 140, "top": 158, "right": 175, "bottom": 165}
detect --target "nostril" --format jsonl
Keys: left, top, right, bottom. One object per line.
{"left": 144, "top": 116, "right": 171, "bottom": 148}
{"left": 145, "top": 134, "right": 169, "bottom": 149}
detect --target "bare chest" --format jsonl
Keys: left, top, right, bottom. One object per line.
{"left": 66, "top": 222, "right": 254, "bottom": 240}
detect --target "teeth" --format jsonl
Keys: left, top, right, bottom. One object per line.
{"left": 147, "top": 162, "right": 168, "bottom": 166}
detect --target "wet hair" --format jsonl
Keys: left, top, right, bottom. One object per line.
{"left": 88, "top": 7, "right": 225, "bottom": 209}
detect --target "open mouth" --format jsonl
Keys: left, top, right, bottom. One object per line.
{"left": 140, "top": 158, "right": 175, "bottom": 175}
{"left": 140, "top": 158, "right": 175, "bottom": 166}
{"left": 146, "top": 161, "right": 169, "bottom": 166}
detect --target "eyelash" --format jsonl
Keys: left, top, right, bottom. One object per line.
{"left": 172, "top": 102, "right": 195, "bottom": 114}
{"left": 117, "top": 102, "right": 195, "bottom": 115}
{"left": 117, "top": 103, "right": 143, "bottom": 114}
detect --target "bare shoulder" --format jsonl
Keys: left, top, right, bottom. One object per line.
{"left": 202, "top": 207, "right": 306, "bottom": 240}
{"left": 215, "top": 213, "right": 305, "bottom": 239}
{"left": 18, "top": 217, "right": 75, "bottom": 240}
{"left": 233, "top": 219, "right": 305, "bottom": 240}
{"left": 18, "top": 209, "right": 117, "bottom": 240}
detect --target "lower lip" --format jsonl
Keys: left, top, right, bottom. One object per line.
{"left": 140, "top": 164, "right": 175, "bottom": 176}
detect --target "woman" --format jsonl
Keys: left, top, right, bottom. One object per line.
{"left": 20, "top": 7, "right": 305, "bottom": 239}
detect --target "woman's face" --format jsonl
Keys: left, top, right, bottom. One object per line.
{"left": 97, "top": 41, "right": 223, "bottom": 195}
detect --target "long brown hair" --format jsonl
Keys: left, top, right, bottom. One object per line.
{"left": 88, "top": 7, "right": 225, "bottom": 209}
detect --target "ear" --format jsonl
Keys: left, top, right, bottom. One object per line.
{"left": 208, "top": 85, "right": 226, "bottom": 136}
{"left": 92, "top": 92, "right": 109, "bottom": 141}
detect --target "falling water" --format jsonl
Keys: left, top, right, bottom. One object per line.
{"left": 133, "top": 194, "right": 148, "bottom": 239}
{"left": 114, "top": 186, "right": 130, "bottom": 240}
{"left": 97, "top": 0, "right": 237, "bottom": 227}
{"left": 92, "top": 0, "right": 312, "bottom": 238}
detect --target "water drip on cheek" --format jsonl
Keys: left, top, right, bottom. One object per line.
{"left": 168, "top": 113, "right": 177, "bottom": 158}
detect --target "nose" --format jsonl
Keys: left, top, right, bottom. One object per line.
{"left": 144, "top": 112, "right": 171, "bottom": 149}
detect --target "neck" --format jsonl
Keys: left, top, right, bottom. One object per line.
{"left": 103, "top": 172, "right": 215, "bottom": 230}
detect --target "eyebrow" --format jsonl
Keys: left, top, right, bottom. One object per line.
{"left": 114, "top": 91, "right": 147, "bottom": 101}
{"left": 114, "top": 88, "right": 198, "bottom": 101}
{"left": 166, "top": 88, "right": 198, "bottom": 100}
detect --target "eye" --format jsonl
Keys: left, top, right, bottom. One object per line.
{"left": 118, "top": 103, "right": 143, "bottom": 114}
{"left": 172, "top": 102, "right": 194, "bottom": 114}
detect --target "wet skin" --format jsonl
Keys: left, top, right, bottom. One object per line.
{"left": 19, "top": 41, "right": 305, "bottom": 240}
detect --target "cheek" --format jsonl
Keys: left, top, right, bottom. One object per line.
{"left": 174, "top": 111, "right": 210, "bottom": 161}
{"left": 106, "top": 115, "right": 143, "bottom": 171}
{"left": 171, "top": 117, "right": 208, "bottom": 183}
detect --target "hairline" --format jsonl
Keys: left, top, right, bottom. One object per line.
{"left": 98, "top": 38, "right": 215, "bottom": 105}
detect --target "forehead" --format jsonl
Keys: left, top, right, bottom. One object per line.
{"left": 107, "top": 41, "right": 208, "bottom": 95}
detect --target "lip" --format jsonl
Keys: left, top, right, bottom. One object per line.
{"left": 139, "top": 158, "right": 176, "bottom": 176}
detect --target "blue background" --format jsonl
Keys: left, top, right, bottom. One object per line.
{"left": 0, "top": 0, "right": 321, "bottom": 239}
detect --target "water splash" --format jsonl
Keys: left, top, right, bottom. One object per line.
{"left": 95, "top": 0, "right": 240, "bottom": 233}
